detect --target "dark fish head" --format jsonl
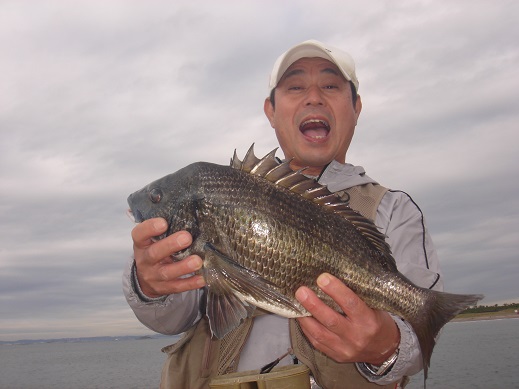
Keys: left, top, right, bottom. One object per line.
{"left": 127, "top": 163, "right": 201, "bottom": 240}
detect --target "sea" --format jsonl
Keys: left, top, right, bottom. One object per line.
{"left": 1, "top": 318, "right": 517, "bottom": 389}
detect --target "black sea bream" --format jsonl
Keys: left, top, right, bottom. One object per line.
{"left": 127, "top": 145, "right": 483, "bottom": 379}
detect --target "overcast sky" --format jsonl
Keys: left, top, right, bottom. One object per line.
{"left": 1, "top": 0, "right": 517, "bottom": 341}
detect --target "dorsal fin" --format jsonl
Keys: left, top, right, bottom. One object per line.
{"left": 230, "top": 145, "right": 394, "bottom": 261}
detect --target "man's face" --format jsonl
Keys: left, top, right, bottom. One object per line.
{"left": 264, "top": 57, "right": 362, "bottom": 175}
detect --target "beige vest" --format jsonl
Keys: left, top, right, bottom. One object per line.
{"left": 160, "top": 183, "right": 396, "bottom": 389}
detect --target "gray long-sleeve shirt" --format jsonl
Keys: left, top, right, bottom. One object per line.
{"left": 123, "top": 160, "right": 443, "bottom": 385}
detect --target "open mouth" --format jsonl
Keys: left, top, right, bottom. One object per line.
{"left": 299, "top": 119, "right": 330, "bottom": 140}
{"left": 126, "top": 208, "right": 143, "bottom": 223}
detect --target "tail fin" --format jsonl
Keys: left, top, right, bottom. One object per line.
{"left": 409, "top": 291, "right": 483, "bottom": 381}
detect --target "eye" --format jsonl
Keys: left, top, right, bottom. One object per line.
{"left": 149, "top": 188, "right": 162, "bottom": 203}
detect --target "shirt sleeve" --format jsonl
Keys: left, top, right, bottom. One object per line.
{"left": 356, "top": 190, "right": 444, "bottom": 384}
{"left": 122, "top": 258, "right": 203, "bottom": 335}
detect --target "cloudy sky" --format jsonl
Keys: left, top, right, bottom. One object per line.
{"left": 1, "top": 0, "right": 517, "bottom": 341}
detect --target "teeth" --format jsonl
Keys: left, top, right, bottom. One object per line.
{"left": 300, "top": 119, "right": 330, "bottom": 129}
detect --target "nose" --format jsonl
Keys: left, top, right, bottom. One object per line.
{"left": 304, "top": 85, "right": 324, "bottom": 106}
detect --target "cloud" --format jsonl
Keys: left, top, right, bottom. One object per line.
{"left": 0, "top": 0, "right": 518, "bottom": 341}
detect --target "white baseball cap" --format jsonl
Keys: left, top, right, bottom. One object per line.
{"left": 268, "top": 39, "right": 359, "bottom": 94}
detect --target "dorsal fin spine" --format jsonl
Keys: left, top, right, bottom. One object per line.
{"left": 230, "top": 145, "right": 393, "bottom": 260}
{"left": 241, "top": 144, "right": 260, "bottom": 173}
{"left": 231, "top": 149, "right": 242, "bottom": 169}
{"left": 250, "top": 149, "right": 278, "bottom": 176}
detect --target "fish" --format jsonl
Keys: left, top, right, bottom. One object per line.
{"left": 127, "top": 145, "right": 483, "bottom": 380}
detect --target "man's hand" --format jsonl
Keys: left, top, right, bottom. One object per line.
{"left": 295, "top": 273, "right": 400, "bottom": 365}
{"left": 131, "top": 218, "right": 206, "bottom": 298}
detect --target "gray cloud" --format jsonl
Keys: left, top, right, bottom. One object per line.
{"left": 1, "top": 0, "right": 518, "bottom": 341}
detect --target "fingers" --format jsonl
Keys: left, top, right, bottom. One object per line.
{"left": 132, "top": 218, "right": 192, "bottom": 252}
{"left": 130, "top": 218, "right": 205, "bottom": 297}
{"left": 135, "top": 251, "right": 205, "bottom": 297}
{"left": 132, "top": 218, "right": 168, "bottom": 249}
{"left": 294, "top": 279, "right": 344, "bottom": 359}
{"left": 296, "top": 287, "right": 341, "bottom": 330}
{"left": 146, "top": 231, "right": 192, "bottom": 264}
{"left": 132, "top": 219, "right": 192, "bottom": 265}
{"left": 296, "top": 273, "right": 365, "bottom": 330}
{"left": 138, "top": 255, "right": 206, "bottom": 296}
{"left": 295, "top": 273, "right": 400, "bottom": 364}
{"left": 314, "top": 273, "right": 366, "bottom": 318}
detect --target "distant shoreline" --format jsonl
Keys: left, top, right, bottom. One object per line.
{"left": 453, "top": 311, "right": 519, "bottom": 322}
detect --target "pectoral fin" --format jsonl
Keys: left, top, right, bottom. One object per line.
{"left": 202, "top": 242, "right": 306, "bottom": 339}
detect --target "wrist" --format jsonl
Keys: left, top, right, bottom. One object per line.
{"left": 369, "top": 313, "right": 400, "bottom": 365}
{"left": 363, "top": 348, "right": 399, "bottom": 376}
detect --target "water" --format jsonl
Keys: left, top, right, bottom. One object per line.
{"left": 406, "top": 318, "right": 518, "bottom": 389}
{"left": 1, "top": 319, "right": 517, "bottom": 389}
{"left": 0, "top": 338, "right": 173, "bottom": 389}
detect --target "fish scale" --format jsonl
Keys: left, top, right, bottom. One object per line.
{"left": 127, "top": 144, "right": 483, "bottom": 383}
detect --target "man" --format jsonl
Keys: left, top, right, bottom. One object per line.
{"left": 123, "top": 40, "right": 443, "bottom": 388}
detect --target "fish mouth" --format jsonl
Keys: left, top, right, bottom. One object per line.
{"left": 126, "top": 209, "right": 136, "bottom": 223}
{"left": 299, "top": 118, "right": 330, "bottom": 142}
{"left": 126, "top": 208, "right": 144, "bottom": 223}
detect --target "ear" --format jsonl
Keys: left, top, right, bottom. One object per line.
{"left": 264, "top": 97, "right": 275, "bottom": 128}
{"left": 354, "top": 95, "right": 362, "bottom": 125}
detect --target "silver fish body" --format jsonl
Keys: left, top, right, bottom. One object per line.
{"left": 127, "top": 146, "right": 483, "bottom": 379}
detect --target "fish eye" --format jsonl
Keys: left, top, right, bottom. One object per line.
{"left": 149, "top": 188, "right": 162, "bottom": 203}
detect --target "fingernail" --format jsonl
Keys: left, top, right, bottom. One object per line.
{"left": 187, "top": 256, "right": 202, "bottom": 271}
{"left": 295, "top": 287, "right": 308, "bottom": 302}
{"left": 317, "top": 273, "right": 331, "bottom": 287}
{"left": 196, "top": 276, "right": 206, "bottom": 288}
{"left": 153, "top": 218, "right": 167, "bottom": 231}
{"left": 177, "top": 232, "right": 191, "bottom": 247}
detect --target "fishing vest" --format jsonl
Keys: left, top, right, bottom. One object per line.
{"left": 159, "top": 183, "right": 399, "bottom": 389}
